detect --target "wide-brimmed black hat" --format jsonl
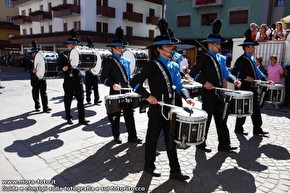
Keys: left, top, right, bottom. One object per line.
{"left": 106, "top": 27, "right": 129, "bottom": 47}
{"left": 238, "top": 28, "right": 259, "bottom": 46}
{"left": 201, "top": 19, "right": 227, "bottom": 43}
{"left": 146, "top": 18, "right": 174, "bottom": 49}
{"left": 29, "top": 40, "right": 39, "bottom": 54}
{"left": 63, "top": 29, "right": 80, "bottom": 45}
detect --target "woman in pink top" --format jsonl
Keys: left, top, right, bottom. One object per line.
{"left": 267, "top": 55, "right": 283, "bottom": 83}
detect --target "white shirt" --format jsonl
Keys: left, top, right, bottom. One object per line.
{"left": 180, "top": 57, "right": 189, "bottom": 72}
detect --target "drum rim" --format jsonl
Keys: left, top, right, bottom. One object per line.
{"left": 104, "top": 94, "right": 128, "bottom": 99}
{"left": 171, "top": 108, "right": 208, "bottom": 121}
{"left": 34, "top": 52, "right": 47, "bottom": 79}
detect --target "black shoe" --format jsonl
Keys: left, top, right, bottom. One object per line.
{"left": 234, "top": 130, "right": 248, "bottom": 135}
{"left": 170, "top": 172, "right": 190, "bottom": 182}
{"left": 67, "top": 119, "right": 73, "bottom": 125}
{"left": 196, "top": 145, "right": 212, "bottom": 153}
{"left": 79, "top": 119, "right": 90, "bottom": 125}
{"left": 128, "top": 137, "right": 142, "bottom": 144}
{"left": 87, "top": 101, "right": 91, "bottom": 104}
{"left": 254, "top": 129, "right": 269, "bottom": 136}
{"left": 43, "top": 107, "right": 52, "bottom": 113}
{"left": 35, "top": 105, "right": 40, "bottom": 112}
{"left": 144, "top": 167, "right": 161, "bottom": 177}
{"left": 0, "top": 86, "right": 4, "bottom": 89}
{"left": 94, "top": 100, "right": 102, "bottom": 105}
{"left": 114, "top": 138, "right": 122, "bottom": 144}
{"left": 218, "top": 146, "right": 238, "bottom": 152}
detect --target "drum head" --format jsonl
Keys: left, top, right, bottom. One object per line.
{"left": 123, "top": 50, "right": 136, "bottom": 75}
{"left": 34, "top": 52, "right": 46, "bottom": 79}
{"left": 171, "top": 107, "right": 208, "bottom": 122}
{"left": 226, "top": 90, "right": 253, "bottom": 98}
{"left": 69, "top": 48, "right": 80, "bottom": 69}
{"left": 104, "top": 94, "right": 127, "bottom": 100}
{"left": 91, "top": 50, "right": 102, "bottom": 75}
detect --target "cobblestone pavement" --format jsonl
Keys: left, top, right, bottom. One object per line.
{"left": 0, "top": 66, "right": 289, "bottom": 193}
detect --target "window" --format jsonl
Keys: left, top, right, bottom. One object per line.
{"left": 149, "top": 29, "right": 154, "bottom": 39}
{"left": 5, "top": 0, "right": 13, "bottom": 7}
{"left": 229, "top": 10, "right": 248, "bottom": 24}
{"left": 49, "top": 25, "right": 52, "bottom": 33}
{"left": 96, "top": 22, "right": 108, "bottom": 33}
{"left": 30, "top": 28, "right": 33, "bottom": 35}
{"left": 74, "top": 21, "right": 81, "bottom": 30}
{"left": 41, "top": 26, "right": 45, "bottom": 34}
{"left": 149, "top": 8, "right": 155, "bottom": 17}
{"left": 97, "top": 0, "right": 108, "bottom": 6}
{"left": 274, "top": 0, "right": 285, "bottom": 7}
{"left": 6, "top": 16, "right": 13, "bottom": 23}
{"left": 103, "top": 23, "right": 108, "bottom": 33}
{"left": 126, "top": 3, "right": 133, "bottom": 12}
{"left": 126, "top": 26, "right": 133, "bottom": 36}
{"left": 177, "top": 15, "right": 191, "bottom": 27}
{"left": 64, "top": 23, "right": 68, "bottom": 31}
{"left": 23, "top": 29, "right": 27, "bottom": 35}
{"left": 201, "top": 13, "right": 217, "bottom": 26}
{"left": 48, "top": 3, "right": 52, "bottom": 12}
{"left": 96, "top": 22, "right": 101, "bottom": 32}
{"left": 63, "top": 0, "right": 67, "bottom": 4}
{"left": 21, "top": 10, "right": 26, "bottom": 16}
{"left": 40, "top": 5, "right": 43, "bottom": 11}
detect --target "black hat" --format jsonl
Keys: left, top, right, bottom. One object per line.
{"left": 64, "top": 29, "right": 80, "bottom": 45}
{"left": 86, "top": 37, "right": 94, "bottom": 48}
{"left": 201, "top": 19, "right": 227, "bottom": 43}
{"left": 238, "top": 28, "right": 259, "bottom": 46}
{"left": 168, "top": 28, "right": 181, "bottom": 43}
{"left": 106, "top": 27, "right": 129, "bottom": 47}
{"left": 146, "top": 18, "right": 174, "bottom": 49}
{"left": 29, "top": 40, "right": 39, "bottom": 54}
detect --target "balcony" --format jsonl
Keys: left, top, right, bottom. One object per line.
{"left": 30, "top": 11, "right": 52, "bottom": 22}
{"left": 193, "top": 0, "right": 223, "bottom": 8}
{"left": 144, "top": 0, "right": 162, "bottom": 5}
{"left": 97, "top": 6, "right": 115, "bottom": 18}
{"left": 146, "top": 16, "right": 159, "bottom": 25}
{"left": 52, "top": 4, "right": 80, "bottom": 18}
{"left": 12, "top": 15, "right": 31, "bottom": 25}
{"left": 123, "top": 12, "right": 143, "bottom": 23}
{"left": 12, "top": 0, "right": 41, "bottom": 7}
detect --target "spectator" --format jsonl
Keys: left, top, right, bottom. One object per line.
{"left": 256, "top": 56, "right": 267, "bottom": 75}
{"left": 267, "top": 55, "right": 283, "bottom": 83}
{"left": 272, "top": 21, "right": 286, "bottom": 40}
{"left": 256, "top": 24, "right": 269, "bottom": 41}
{"left": 180, "top": 54, "right": 189, "bottom": 74}
{"left": 250, "top": 23, "right": 258, "bottom": 40}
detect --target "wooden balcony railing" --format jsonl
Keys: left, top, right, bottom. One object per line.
{"left": 30, "top": 11, "right": 52, "bottom": 21}
{"left": 12, "top": 15, "right": 31, "bottom": 25}
{"left": 123, "top": 11, "right": 143, "bottom": 23}
{"left": 52, "top": 4, "right": 80, "bottom": 18}
{"left": 146, "top": 16, "right": 159, "bottom": 25}
{"left": 97, "top": 6, "right": 115, "bottom": 18}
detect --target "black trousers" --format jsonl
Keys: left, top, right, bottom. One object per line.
{"left": 108, "top": 108, "right": 137, "bottom": 140}
{"left": 199, "top": 91, "right": 231, "bottom": 148}
{"left": 85, "top": 72, "right": 100, "bottom": 103}
{"left": 63, "top": 80, "right": 85, "bottom": 121}
{"left": 144, "top": 105, "right": 181, "bottom": 174}
{"left": 283, "top": 81, "right": 290, "bottom": 106}
{"left": 235, "top": 89, "right": 262, "bottom": 133}
{"left": 31, "top": 79, "right": 48, "bottom": 110}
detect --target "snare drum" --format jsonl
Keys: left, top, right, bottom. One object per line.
{"left": 104, "top": 94, "right": 128, "bottom": 114}
{"left": 259, "top": 84, "right": 284, "bottom": 103}
{"left": 183, "top": 81, "right": 202, "bottom": 98}
{"left": 225, "top": 90, "right": 253, "bottom": 117}
{"left": 170, "top": 107, "right": 207, "bottom": 146}
{"left": 69, "top": 47, "right": 96, "bottom": 69}
{"left": 123, "top": 49, "right": 148, "bottom": 76}
{"left": 125, "top": 92, "right": 143, "bottom": 109}
{"left": 91, "top": 49, "right": 112, "bottom": 75}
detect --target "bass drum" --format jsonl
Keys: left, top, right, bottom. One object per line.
{"left": 41, "top": 51, "right": 58, "bottom": 77}
{"left": 34, "top": 52, "right": 47, "bottom": 79}
{"left": 91, "top": 49, "right": 112, "bottom": 75}
{"left": 69, "top": 47, "right": 96, "bottom": 69}
{"left": 123, "top": 49, "right": 148, "bottom": 76}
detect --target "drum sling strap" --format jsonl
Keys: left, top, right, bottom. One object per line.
{"left": 204, "top": 53, "right": 223, "bottom": 87}
{"left": 153, "top": 59, "right": 173, "bottom": 99}
{"left": 113, "top": 57, "right": 129, "bottom": 85}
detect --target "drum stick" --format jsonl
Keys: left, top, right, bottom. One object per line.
{"left": 158, "top": 101, "right": 181, "bottom": 109}
{"left": 120, "top": 87, "right": 133, "bottom": 91}
{"left": 214, "top": 87, "right": 241, "bottom": 94}
{"left": 253, "top": 80, "right": 268, "bottom": 85}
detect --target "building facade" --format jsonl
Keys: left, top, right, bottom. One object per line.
{"left": 0, "top": 0, "right": 21, "bottom": 55}
{"left": 166, "top": 0, "right": 290, "bottom": 41}
{"left": 11, "top": 0, "right": 163, "bottom": 53}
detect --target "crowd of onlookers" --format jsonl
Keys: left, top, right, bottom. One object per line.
{"left": 0, "top": 52, "right": 26, "bottom": 67}
{"left": 250, "top": 21, "right": 290, "bottom": 41}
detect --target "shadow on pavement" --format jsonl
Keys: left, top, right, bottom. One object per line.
{"left": 51, "top": 141, "right": 144, "bottom": 187}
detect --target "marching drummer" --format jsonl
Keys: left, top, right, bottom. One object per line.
{"left": 24, "top": 41, "right": 51, "bottom": 113}
{"left": 57, "top": 29, "right": 89, "bottom": 125}
{"left": 231, "top": 29, "right": 274, "bottom": 136}
{"left": 100, "top": 26, "right": 142, "bottom": 144}
{"left": 130, "top": 18, "right": 195, "bottom": 182}
{"left": 84, "top": 37, "right": 102, "bottom": 105}
{"left": 189, "top": 19, "right": 241, "bottom": 153}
